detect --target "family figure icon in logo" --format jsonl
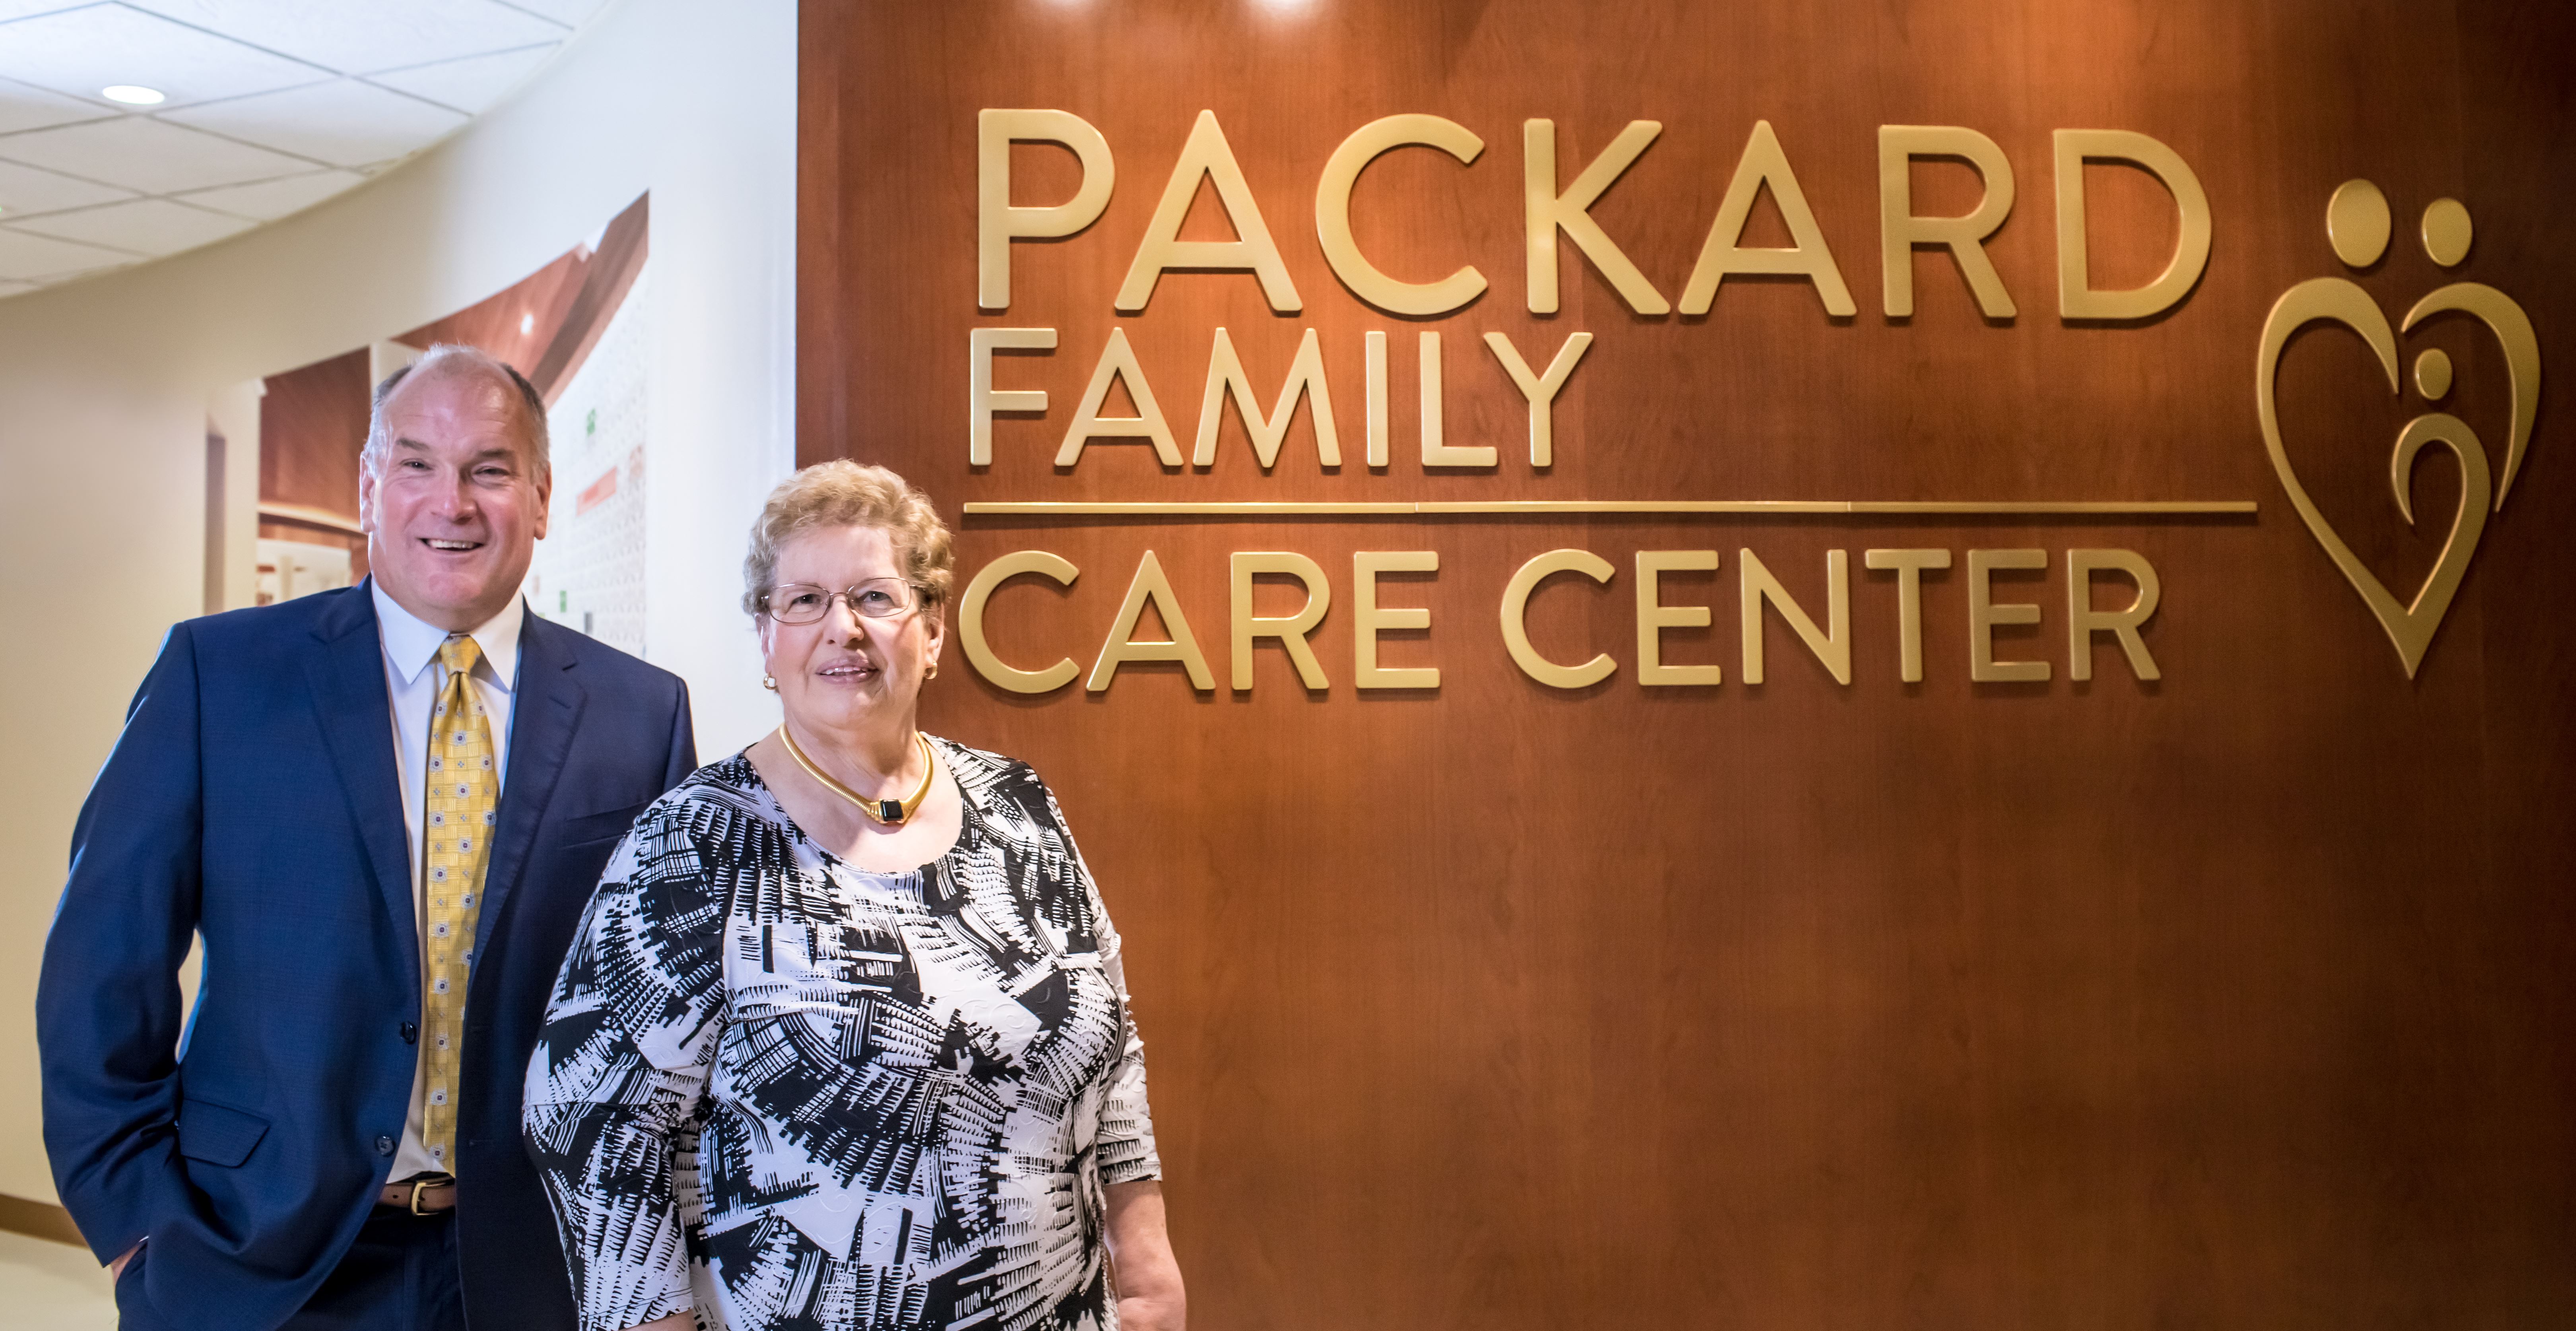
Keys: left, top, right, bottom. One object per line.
{"left": 2257, "top": 180, "right": 2541, "bottom": 677}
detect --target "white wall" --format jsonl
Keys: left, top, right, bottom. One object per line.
{"left": 0, "top": 0, "right": 795, "bottom": 1205}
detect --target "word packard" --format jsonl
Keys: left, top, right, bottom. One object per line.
{"left": 969, "top": 108, "right": 2208, "bottom": 469}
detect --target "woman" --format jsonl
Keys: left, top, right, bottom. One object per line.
{"left": 525, "top": 461, "right": 1184, "bottom": 1331}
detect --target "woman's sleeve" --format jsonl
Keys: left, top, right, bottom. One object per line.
{"left": 522, "top": 798, "right": 730, "bottom": 1331}
{"left": 1042, "top": 780, "right": 1164, "bottom": 1185}
{"left": 1097, "top": 943, "right": 1164, "bottom": 1184}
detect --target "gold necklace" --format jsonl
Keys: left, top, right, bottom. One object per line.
{"left": 779, "top": 726, "right": 936, "bottom": 825}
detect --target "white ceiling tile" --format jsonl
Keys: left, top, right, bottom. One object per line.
{"left": 490, "top": 0, "right": 602, "bottom": 27}
{"left": 0, "top": 156, "right": 134, "bottom": 215}
{"left": 0, "top": 0, "right": 592, "bottom": 295}
{"left": 0, "top": 1, "right": 93, "bottom": 19}
{"left": 366, "top": 42, "right": 555, "bottom": 115}
{"left": 123, "top": 0, "right": 571, "bottom": 76}
{"left": 0, "top": 73, "right": 114, "bottom": 134}
{"left": 161, "top": 78, "right": 464, "bottom": 168}
{"left": 0, "top": 5, "right": 328, "bottom": 109}
{"left": 173, "top": 166, "right": 361, "bottom": 220}
{"left": 0, "top": 224, "right": 134, "bottom": 279}
{"left": 9, "top": 195, "right": 252, "bottom": 254}
{"left": 0, "top": 115, "right": 315, "bottom": 192}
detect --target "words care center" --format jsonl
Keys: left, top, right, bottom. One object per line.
{"left": 958, "top": 109, "right": 2229, "bottom": 697}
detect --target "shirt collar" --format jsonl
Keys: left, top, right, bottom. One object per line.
{"left": 370, "top": 578, "right": 525, "bottom": 691}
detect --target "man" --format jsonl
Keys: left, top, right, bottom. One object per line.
{"left": 38, "top": 345, "right": 696, "bottom": 1331}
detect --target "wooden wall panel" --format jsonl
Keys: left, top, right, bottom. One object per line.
{"left": 800, "top": 2, "right": 2574, "bottom": 1325}
{"left": 260, "top": 347, "right": 370, "bottom": 518}
{"left": 259, "top": 347, "right": 371, "bottom": 574}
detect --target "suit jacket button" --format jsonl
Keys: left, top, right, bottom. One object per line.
{"left": 400, "top": 1022, "right": 418, "bottom": 1044}
{"left": 375, "top": 1135, "right": 395, "bottom": 1156}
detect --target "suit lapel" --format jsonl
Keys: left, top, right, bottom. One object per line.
{"left": 304, "top": 586, "right": 421, "bottom": 993}
{"left": 478, "top": 612, "right": 586, "bottom": 959}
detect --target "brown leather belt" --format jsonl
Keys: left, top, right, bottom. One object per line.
{"left": 378, "top": 1174, "right": 457, "bottom": 1214}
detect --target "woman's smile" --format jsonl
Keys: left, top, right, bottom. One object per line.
{"left": 812, "top": 655, "right": 881, "bottom": 684}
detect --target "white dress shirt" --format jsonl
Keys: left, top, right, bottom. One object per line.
{"left": 372, "top": 578, "right": 524, "bottom": 1182}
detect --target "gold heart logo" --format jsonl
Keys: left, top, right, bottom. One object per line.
{"left": 2256, "top": 186, "right": 2542, "bottom": 678}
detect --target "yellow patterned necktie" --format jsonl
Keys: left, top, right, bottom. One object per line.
{"left": 421, "top": 634, "right": 495, "bottom": 1174}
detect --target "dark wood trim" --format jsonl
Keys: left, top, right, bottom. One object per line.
{"left": 794, "top": 0, "right": 847, "bottom": 466}
{"left": 0, "top": 1193, "right": 85, "bottom": 1248}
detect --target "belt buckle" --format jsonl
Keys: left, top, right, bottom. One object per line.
{"left": 408, "top": 1173, "right": 454, "bottom": 1216}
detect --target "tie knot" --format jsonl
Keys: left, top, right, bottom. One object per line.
{"left": 439, "top": 635, "right": 484, "bottom": 677}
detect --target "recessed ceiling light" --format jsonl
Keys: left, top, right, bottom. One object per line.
{"left": 519, "top": 312, "right": 535, "bottom": 335}
{"left": 101, "top": 85, "right": 167, "bottom": 105}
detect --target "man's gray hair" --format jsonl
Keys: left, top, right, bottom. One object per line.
{"left": 360, "top": 343, "right": 551, "bottom": 480}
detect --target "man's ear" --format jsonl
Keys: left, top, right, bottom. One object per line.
{"left": 357, "top": 466, "right": 378, "bottom": 534}
{"left": 531, "top": 467, "right": 552, "bottom": 541}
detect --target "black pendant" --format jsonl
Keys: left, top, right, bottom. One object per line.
{"left": 878, "top": 800, "right": 905, "bottom": 824}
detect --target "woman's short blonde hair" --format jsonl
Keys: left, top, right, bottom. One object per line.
{"left": 742, "top": 460, "right": 954, "bottom": 616}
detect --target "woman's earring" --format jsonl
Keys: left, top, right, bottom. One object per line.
{"left": 926, "top": 662, "right": 939, "bottom": 680}
{"left": 761, "top": 674, "right": 778, "bottom": 691}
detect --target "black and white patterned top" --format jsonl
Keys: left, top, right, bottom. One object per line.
{"left": 524, "top": 741, "right": 1161, "bottom": 1331}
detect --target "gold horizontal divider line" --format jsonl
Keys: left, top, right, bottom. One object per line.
{"left": 959, "top": 499, "right": 2261, "bottom": 518}
{"left": 963, "top": 501, "right": 1421, "bottom": 516}
{"left": 1416, "top": 499, "right": 1846, "bottom": 514}
{"left": 1845, "top": 500, "right": 2261, "bottom": 514}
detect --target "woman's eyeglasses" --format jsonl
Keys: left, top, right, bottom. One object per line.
{"left": 761, "top": 578, "right": 922, "bottom": 624}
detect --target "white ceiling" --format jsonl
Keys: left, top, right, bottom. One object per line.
{"left": 0, "top": 0, "right": 608, "bottom": 297}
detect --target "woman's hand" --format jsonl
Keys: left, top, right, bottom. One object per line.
{"left": 1105, "top": 1180, "right": 1186, "bottom": 1331}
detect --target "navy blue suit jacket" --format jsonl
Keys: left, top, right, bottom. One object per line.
{"left": 37, "top": 584, "right": 695, "bottom": 1331}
